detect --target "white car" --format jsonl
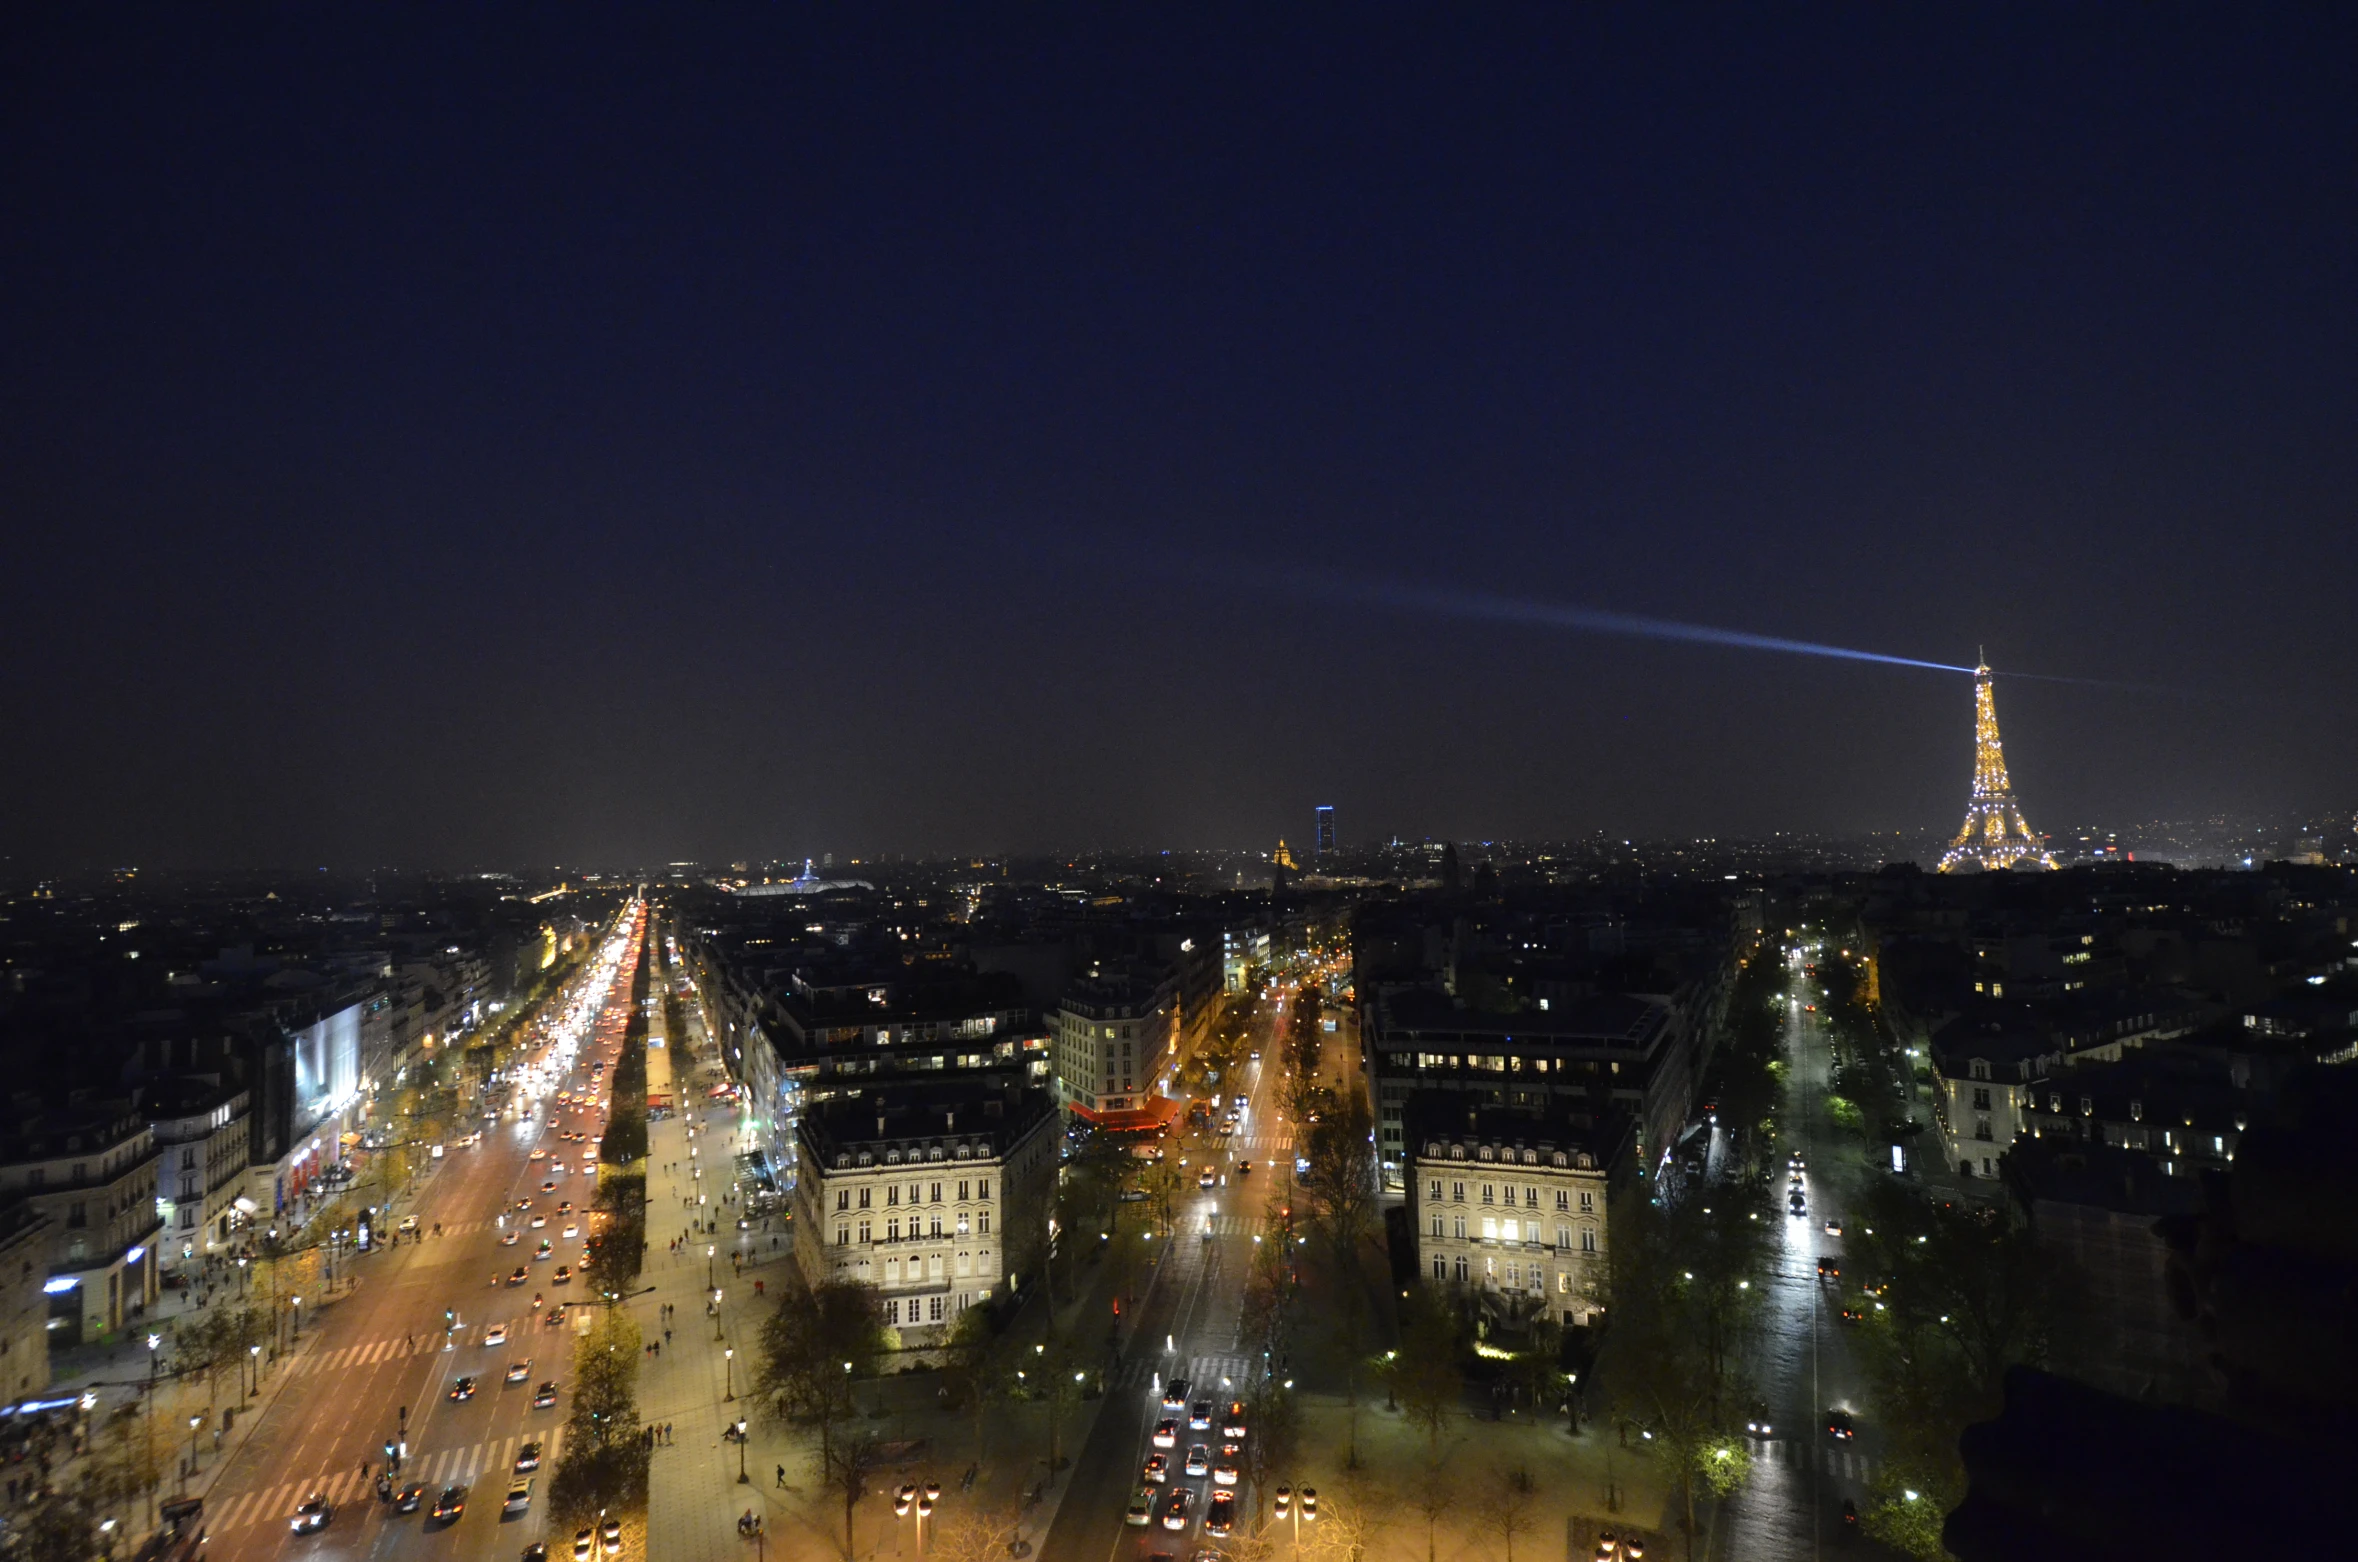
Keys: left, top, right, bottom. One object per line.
{"left": 484, "top": 1324, "right": 509, "bottom": 1347}
{"left": 290, "top": 1494, "right": 332, "bottom": 1533}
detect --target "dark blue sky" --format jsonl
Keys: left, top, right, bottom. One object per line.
{"left": 4, "top": 6, "right": 2353, "bottom": 867}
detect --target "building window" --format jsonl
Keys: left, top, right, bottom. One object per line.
{"left": 1580, "top": 1227, "right": 1598, "bottom": 1253}
{"left": 977, "top": 1211, "right": 990, "bottom": 1235}
{"left": 837, "top": 1190, "right": 849, "bottom": 1212}
{"left": 1524, "top": 1187, "right": 1538, "bottom": 1209}
{"left": 1555, "top": 1189, "right": 1570, "bottom": 1211}
{"left": 929, "top": 1296, "right": 945, "bottom": 1323}
{"left": 1432, "top": 1257, "right": 1447, "bottom": 1281}
{"left": 1555, "top": 1225, "right": 1571, "bottom": 1250}
{"left": 1972, "top": 1087, "right": 1992, "bottom": 1112}
{"left": 857, "top": 1220, "right": 872, "bottom": 1243}
{"left": 1480, "top": 1185, "right": 1494, "bottom": 1204}
{"left": 1451, "top": 1181, "right": 1465, "bottom": 1203}
{"left": 1428, "top": 1179, "right": 1443, "bottom": 1202}
{"left": 978, "top": 1179, "right": 991, "bottom": 1201}
{"left": 1430, "top": 1215, "right": 1444, "bottom": 1238}
{"left": 857, "top": 1188, "right": 871, "bottom": 1209}
{"left": 1453, "top": 1256, "right": 1468, "bottom": 1282}
{"left": 1452, "top": 1216, "right": 1466, "bottom": 1240}
{"left": 1579, "top": 1190, "right": 1594, "bottom": 1213}
{"left": 836, "top": 1227, "right": 850, "bottom": 1247}
{"left": 1974, "top": 1119, "right": 1993, "bottom": 1142}
{"left": 887, "top": 1218, "right": 901, "bottom": 1242}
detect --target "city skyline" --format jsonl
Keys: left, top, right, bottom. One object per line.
{"left": 4, "top": 10, "right": 2355, "bottom": 868}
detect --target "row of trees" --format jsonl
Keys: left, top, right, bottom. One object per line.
{"left": 549, "top": 1304, "right": 651, "bottom": 1526}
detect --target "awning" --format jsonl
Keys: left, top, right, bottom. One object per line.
{"left": 1070, "top": 1096, "right": 1182, "bottom": 1134}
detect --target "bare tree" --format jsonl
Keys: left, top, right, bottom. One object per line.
{"left": 821, "top": 1430, "right": 888, "bottom": 1560}
{"left": 1484, "top": 1465, "right": 1540, "bottom": 1562}
{"left": 1411, "top": 1458, "right": 1457, "bottom": 1562}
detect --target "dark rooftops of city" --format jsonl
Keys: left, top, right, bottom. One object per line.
{"left": 1373, "top": 988, "right": 1670, "bottom": 1048}
{"left": 796, "top": 1081, "right": 1055, "bottom": 1168}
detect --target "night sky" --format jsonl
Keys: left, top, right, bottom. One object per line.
{"left": 4, "top": 8, "right": 2353, "bottom": 868}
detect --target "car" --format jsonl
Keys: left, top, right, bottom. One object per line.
{"left": 1143, "top": 1453, "right": 1170, "bottom": 1484}
{"left": 1745, "top": 1405, "right": 1774, "bottom": 1437}
{"left": 542, "top": 1180, "right": 558, "bottom": 1193}
{"left": 531, "top": 1149, "right": 546, "bottom": 1160}
{"left": 534, "top": 1381, "right": 560, "bottom": 1407}
{"left": 601, "top": 1517, "right": 622, "bottom": 1553}
{"left": 502, "top": 1230, "right": 520, "bottom": 1245}
{"left": 531, "top": 1214, "right": 547, "bottom": 1228}
{"left": 506, "top": 1359, "right": 533, "bottom": 1382}
{"left": 1197, "top": 1169, "right": 1217, "bottom": 1189}
{"left": 509, "top": 1267, "right": 529, "bottom": 1285}
{"left": 1816, "top": 1258, "right": 1839, "bottom": 1280}
{"left": 505, "top": 1479, "right": 533, "bottom": 1513}
{"left": 1235, "top": 1160, "right": 1252, "bottom": 1176}
{"left": 515, "top": 1440, "right": 543, "bottom": 1472}
{"left": 557, "top": 1200, "right": 574, "bottom": 1214}
{"left": 396, "top": 1482, "right": 426, "bottom": 1511}
{"left": 516, "top": 1198, "right": 534, "bottom": 1212}
{"left": 1126, "top": 1488, "right": 1156, "bottom": 1526}
{"left": 545, "top": 1304, "right": 570, "bottom": 1328}
{"left": 1189, "top": 1399, "right": 1213, "bottom": 1430}
{"left": 1152, "top": 1419, "right": 1179, "bottom": 1449}
{"left": 291, "top": 1493, "right": 333, "bottom": 1533}
{"left": 1162, "top": 1379, "right": 1190, "bottom": 1410}
{"left": 1162, "top": 1488, "right": 1195, "bottom": 1530}
{"left": 1206, "top": 1491, "right": 1235, "bottom": 1535}
{"left": 399, "top": 1215, "right": 420, "bottom": 1234}
{"left": 1184, "top": 1444, "right": 1210, "bottom": 1477}
{"left": 450, "top": 1376, "right": 478, "bottom": 1400}
{"left": 1824, "top": 1220, "right": 1844, "bottom": 1236}
{"left": 573, "top": 1529, "right": 596, "bottom": 1560}
{"left": 552, "top": 1162, "right": 567, "bottom": 1175}
{"left": 485, "top": 1323, "right": 510, "bottom": 1346}
{"left": 1221, "top": 1403, "right": 1247, "bottom": 1438}
{"left": 537, "top": 1241, "right": 553, "bottom": 1259}
{"left": 431, "top": 1485, "right": 466, "bottom": 1522}
{"left": 1212, "top": 1451, "right": 1239, "bottom": 1487}
{"left": 1827, "top": 1409, "right": 1856, "bottom": 1440}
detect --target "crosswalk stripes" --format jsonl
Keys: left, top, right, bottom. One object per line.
{"left": 1753, "top": 1437, "right": 1875, "bottom": 1484}
{"left": 205, "top": 1427, "right": 566, "bottom": 1531}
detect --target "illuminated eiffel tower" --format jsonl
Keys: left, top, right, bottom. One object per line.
{"left": 1937, "top": 654, "right": 2056, "bottom": 872}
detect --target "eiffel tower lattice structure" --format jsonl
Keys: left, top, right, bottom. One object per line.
{"left": 1937, "top": 656, "right": 2057, "bottom": 873}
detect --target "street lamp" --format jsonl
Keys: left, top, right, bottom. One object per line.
{"left": 735, "top": 1418, "right": 749, "bottom": 1484}
{"left": 724, "top": 1347, "right": 735, "bottom": 1402}
{"left": 707, "top": 1245, "right": 716, "bottom": 1288}
{"left": 247, "top": 1344, "right": 260, "bottom": 1399}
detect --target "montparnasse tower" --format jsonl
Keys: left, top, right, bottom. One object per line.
{"left": 1937, "top": 654, "right": 2057, "bottom": 872}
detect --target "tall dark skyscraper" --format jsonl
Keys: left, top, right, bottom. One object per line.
{"left": 1315, "top": 805, "right": 1336, "bottom": 855}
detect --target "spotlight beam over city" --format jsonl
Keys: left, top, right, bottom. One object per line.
{"left": 1307, "top": 576, "right": 1976, "bottom": 675}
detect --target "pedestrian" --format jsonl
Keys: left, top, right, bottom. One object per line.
{"left": 776, "top": 1464, "right": 786, "bottom": 1488}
